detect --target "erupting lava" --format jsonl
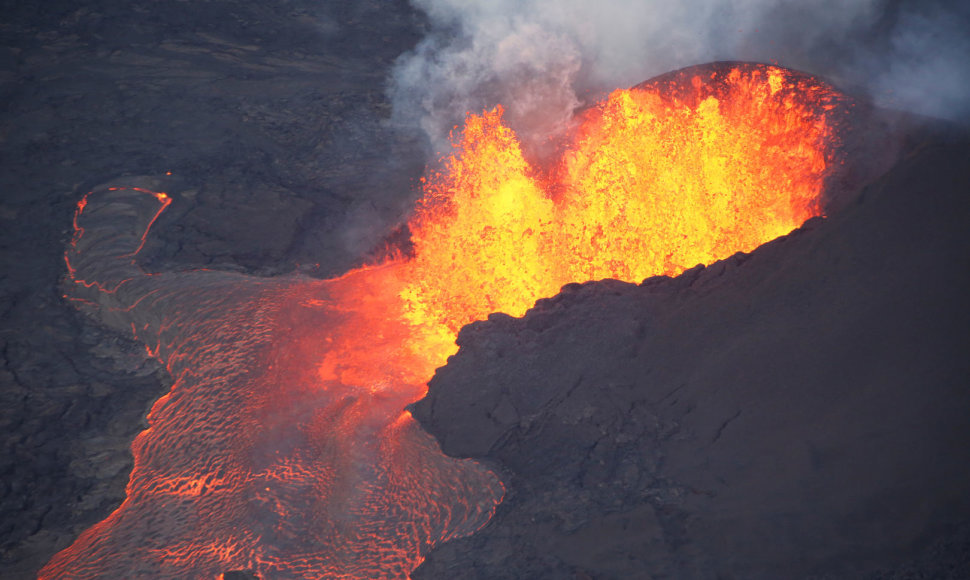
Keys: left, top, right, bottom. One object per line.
{"left": 44, "top": 63, "right": 845, "bottom": 579}
{"left": 402, "top": 63, "right": 841, "bottom": 346}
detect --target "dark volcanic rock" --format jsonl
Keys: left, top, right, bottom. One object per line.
{"left": 411, "top": 128, "right": 970, "bottom": 579}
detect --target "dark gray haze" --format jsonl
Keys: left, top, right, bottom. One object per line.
{"left": 390, "top": 0, "right": 970, "bottom": 153}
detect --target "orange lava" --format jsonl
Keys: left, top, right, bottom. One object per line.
{"left": 46, "top": 64, "right": 843, "bottom": 579}
{"left": 400, "top": 64, "right": 842, "bottom": 357}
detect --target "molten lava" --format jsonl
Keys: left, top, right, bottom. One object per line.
{"left": 401, "top": 63, "right": 842, "bottom": 349}
{"left": 44, "top": 63, "right": 844, "bottom": 579}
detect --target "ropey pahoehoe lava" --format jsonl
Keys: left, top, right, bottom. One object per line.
{"left": 42, "top": 63, "right": 846, "bottom": 579}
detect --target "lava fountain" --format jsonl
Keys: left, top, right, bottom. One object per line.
{"left": 42, "top": 63, "right": 846, "bottom": 579}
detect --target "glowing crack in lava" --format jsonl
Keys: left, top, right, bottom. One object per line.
{"left": 43, "top": 63, "right": 845, "bottom": 579}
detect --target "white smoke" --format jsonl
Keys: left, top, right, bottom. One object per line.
{"left": 867, "top": 2, "right": 970, "bottom": 122}
{"left": 390, "top": 0, "right": 970, "bottom": 154}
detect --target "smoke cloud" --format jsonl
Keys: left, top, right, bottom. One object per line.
{"left": 390, "top": 0, "right": 970, "bottom": 154}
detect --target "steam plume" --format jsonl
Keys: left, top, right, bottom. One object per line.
{"left": 390, "top": 0, "right": 970, "bottom": 153}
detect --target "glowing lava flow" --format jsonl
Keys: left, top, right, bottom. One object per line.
{"left": 42, "top": 63, "right": 844, "bottom": 579}
{"left": 45, "top": 191, "right": 503, "bottom": 580}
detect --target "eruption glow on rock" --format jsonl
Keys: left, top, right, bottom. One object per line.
{"left": 43, "top": 63, "right": 843, "bottom": 579}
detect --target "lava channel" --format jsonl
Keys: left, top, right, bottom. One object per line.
{"left": 42, "top": 62, "right": 846, "bottom": 579}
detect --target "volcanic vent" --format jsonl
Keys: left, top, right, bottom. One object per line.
{"left": 45, "top": 63, "right": 847, "bottom": 579}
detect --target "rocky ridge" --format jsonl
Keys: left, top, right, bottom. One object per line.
{"left": 412, "top": 127, "right": 970, "bottom": 579}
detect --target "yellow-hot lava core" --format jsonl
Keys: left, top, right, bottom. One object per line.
{"left": 399, "top": 64, "right": 841, "bottom": 362}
